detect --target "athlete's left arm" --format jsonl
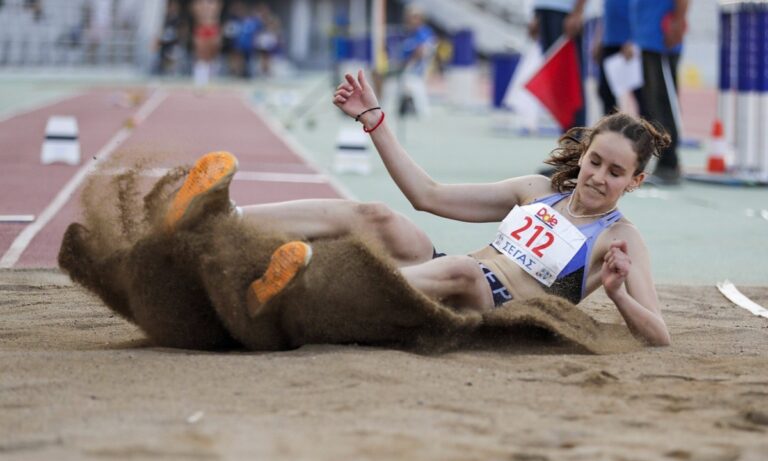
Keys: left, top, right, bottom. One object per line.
{"left": 600, "top": 225, "right": 671, "bottom": 346}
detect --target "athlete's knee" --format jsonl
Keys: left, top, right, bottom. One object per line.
{"left": 441, "top": 256, "right": 485, "bottom": 288}
{"left": 354, "top": 202, "right": 397, "bottom": 227}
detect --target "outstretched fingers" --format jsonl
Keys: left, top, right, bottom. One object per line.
{"left": 335, "top": 74, "right": 363, "bottom": 106}
{"left": 333, "top": 88, "right": 351, "bottom": 105}
{"left": 357, "top": 69, "right": 371, "bottom": 91}
{"left": 345, "top": 72, "right": 362, "bottom": 92}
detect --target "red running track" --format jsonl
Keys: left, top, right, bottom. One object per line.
{"left": 0, "top": 88, "right": 344, "bottom": 268}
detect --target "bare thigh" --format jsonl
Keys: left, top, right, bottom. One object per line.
{"left": 400, "top": 255, "right": 494, "bottom": 311}
{"left": 240, "top": 199, "right": 435, "bottom": 266}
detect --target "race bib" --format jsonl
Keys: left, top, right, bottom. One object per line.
{"left": 491, "top": 203, "right": 586, "bottom": 287}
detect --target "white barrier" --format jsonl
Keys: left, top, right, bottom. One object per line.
{"left": 41, "top": 116, "right": 80, "bottom": 166}
{"left": 333, "top": 126, "right": 371, "bottom": 175}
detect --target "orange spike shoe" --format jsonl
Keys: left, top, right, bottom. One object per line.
{"left": 164, "top": 151, "right": 238, "bottom": 232}
{"left": 247, "top": 241, "right": 313, "bottom": 316}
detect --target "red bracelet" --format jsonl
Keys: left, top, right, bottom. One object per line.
{"left": 363, "top": 111, "right": 385, "bottom": 133}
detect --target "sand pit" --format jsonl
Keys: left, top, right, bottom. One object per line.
{"left": 1, "top": 269, "right": 766, "bottom": 460}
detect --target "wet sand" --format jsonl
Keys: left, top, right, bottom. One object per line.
{"left": 1, "top": 269, "right": 767, "bottom": 460}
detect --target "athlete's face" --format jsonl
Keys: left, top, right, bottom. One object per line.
{"left": 575, "top": 132, "right": 646, "bottom": 211}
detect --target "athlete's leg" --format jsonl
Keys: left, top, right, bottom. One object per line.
{"left": 165, "top": 153, "right": 433, "bottom": 266}
{"left": 240, "top": 199, "right": 434, "bottom": 266}
{"left": 399, "top": 256, "right": 494, "bottom": 311}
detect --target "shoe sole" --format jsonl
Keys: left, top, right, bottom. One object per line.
{"left": 248, "top": 241, "right": 313, "bottom": 314}
{"left": 164, "top": 151, "right": 238, "bottom": 231}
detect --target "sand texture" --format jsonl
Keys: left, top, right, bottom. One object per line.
{"left": 1, "top": 269, "right": 767, "bottom": 461}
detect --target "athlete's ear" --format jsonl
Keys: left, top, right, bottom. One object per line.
{"left": 630, "top": 171, "right": 647, "bottom": 191}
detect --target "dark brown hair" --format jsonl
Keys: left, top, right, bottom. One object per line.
{"left": 544, "top": 113, "right": 671, "bottom": 191}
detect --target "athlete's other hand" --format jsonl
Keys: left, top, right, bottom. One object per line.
{"left": 601, "top": 240, "right": 631, "bottom": 295}
{"left": 333, "top": 70, "right": 380, "bottom": 124}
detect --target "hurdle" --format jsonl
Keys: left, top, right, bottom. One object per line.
{"left": 687, "top": 0, "right": 768, "bottom": 186}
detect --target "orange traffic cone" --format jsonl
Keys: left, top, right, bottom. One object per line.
{"left": 706, "top": 119, "right": 727, "bottom": 173}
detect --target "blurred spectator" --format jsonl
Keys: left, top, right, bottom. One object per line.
{"left": 254, "top": 2, "right": 280, "bottom": 77}
{"left": 630, "top": 0, "right": 688, "bottom": 185}
{"left": 528, "top": 0, "right": 587, "bottom": 130}
{"left": 433, "top": 32, "right": 453, "bottom": 77}
{"left": 397, "top": 5, "right": 435, "bottom": 117}
{"left": 593, "top": 0, "right": 645, "bottom": 116}
{"left": 237, "top": 4, "right": 262, "bottom": 78}
{"left": 221, "top": 1, "right": 244, "bottom": 77}
{"left": 330, "top": 10, "right": 350, "bottom": 85}
{"left": 24, "top": 0, "right": 43, "bottom": 22}
{"left": 84, "top": 0, "right": 113, "bottom": 64}
{"left": 152, "top": 0, "right": 186, "bottom": 76}
{"left": 191, "top": 0, "right": 222, "bottom": 87}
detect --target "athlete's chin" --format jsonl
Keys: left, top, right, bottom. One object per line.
{"left": 583, "top": 188, "right": 620, "bottom": 210}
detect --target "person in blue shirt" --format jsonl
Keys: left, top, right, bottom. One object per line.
{"left": 236, "top": 5, "right": 262, "bottom": 78}
{"left": 593, "top": 0, "right": 646, "bottom": 116}
{"left": 400, "top": 6, "right": 436, "bottom": 76}
{"left": 396, "top": 5, "right": 436, "bottom": 117}
{"left": 629, "top": 0, "right": 689, "bottom": 185}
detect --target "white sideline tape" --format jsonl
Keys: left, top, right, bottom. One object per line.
{"left": 717, "top": 280, "right": 768, "bottom": 319}
{"left": 0, "top": 215, "right": 35, "bottom": 223}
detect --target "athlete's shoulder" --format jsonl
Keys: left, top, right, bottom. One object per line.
{"left": 601, "top": 219, "right": 648, "bottom": 250}
{"left": 516, "top": 175, "right": 557, "bottom": 201}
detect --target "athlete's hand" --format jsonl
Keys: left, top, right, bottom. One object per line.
{"left": 601, "top": 240, "right": 631, "bottom": 295}
{"left": 563, "top": 11, "right": 584, "bottom": 38}
{"left": 333, "top": 70, "right": 381, "bottom": 124}
{"left": 663, "top": 14, "right": 687, "bottom": 49}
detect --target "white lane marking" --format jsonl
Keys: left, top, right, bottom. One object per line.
{"left": 0, "top": 215, "right": 35, "bottom": 223}
{"left": 717, "top": 280, "right": 768, "bottom": 319}
{"left": 235, "top": 171, "right": 328, "bottom": 183}
{"left": 0, "top": 89, "right": 168, "bottom": 268}
{"left": 240, "top": 93, "right": 356, "bottom": 200}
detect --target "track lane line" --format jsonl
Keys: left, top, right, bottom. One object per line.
{"left": 240, "top": 92, "right": 356, "bottom": 200}
{"left": 0, "top": 89, "right": 168, "bottom": 268}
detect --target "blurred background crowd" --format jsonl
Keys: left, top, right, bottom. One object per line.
{"left": 0, "top": 0, "right": 716, "bottom": 84}
{"left": 0, "top": 0, "right": 727, "bottom": 185}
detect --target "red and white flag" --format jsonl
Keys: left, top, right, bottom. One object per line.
{"left": 524, "top": 38, "right": 583, "bottom": 131}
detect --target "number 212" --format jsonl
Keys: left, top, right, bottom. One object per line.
{"left": 509, "top": 216, "right": 554, "bottom": 257}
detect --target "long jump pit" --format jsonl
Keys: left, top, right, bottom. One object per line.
{"left": 1, "top": 269, "right": 767, "bottom": 459}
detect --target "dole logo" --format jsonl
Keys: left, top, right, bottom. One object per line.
{"left": 536, "top": 207, "right": 558, "bottom": 227}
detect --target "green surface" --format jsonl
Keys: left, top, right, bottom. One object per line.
{"left": 0, "top": 81, "right": 79, "bottom": 119}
